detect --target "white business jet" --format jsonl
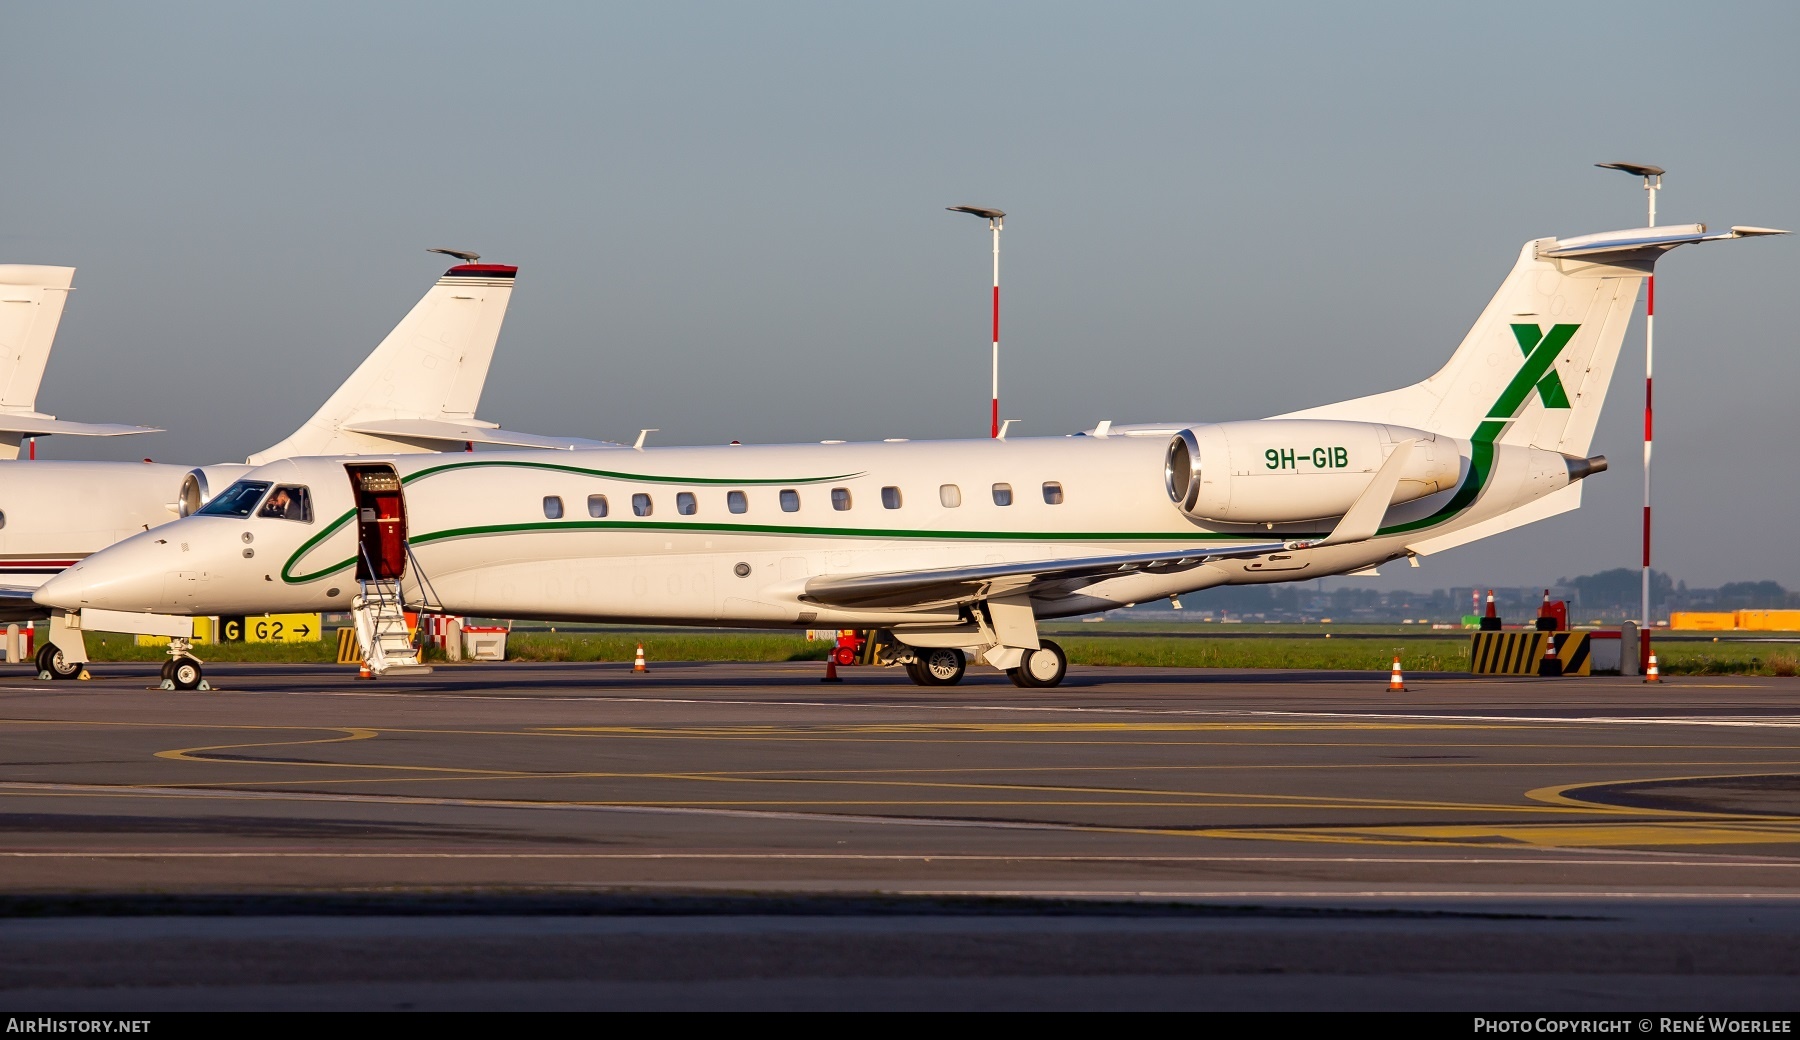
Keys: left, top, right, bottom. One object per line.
{"left": 35, "top": 222, "right": 1784, "bottom": 690}
{"left": 3, "top": 253, "right": 607, "bottom": 677}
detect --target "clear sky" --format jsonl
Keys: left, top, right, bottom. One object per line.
{"left": 6, "top": 2, "right": 1796, "bottom": 591}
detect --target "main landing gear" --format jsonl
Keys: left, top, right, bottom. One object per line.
{"left": 898, "top": 640, "right": 1070, "bottom": 688}
{"left": 1007, "top": 640, "right": 1068, "bottom": 688}
{"left": 903, "top": 647, "right": 967, "bottom": 686}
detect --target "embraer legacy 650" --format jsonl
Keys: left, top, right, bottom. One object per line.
{"left": 34, "top": 223, "right": 1784, "bottom": 689}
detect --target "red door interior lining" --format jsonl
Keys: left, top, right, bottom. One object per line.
{"left": 347, "top": 465, "right": 407, "bottom": 581}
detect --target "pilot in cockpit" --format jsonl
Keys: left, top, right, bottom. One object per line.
{"left": 258, "top": 486, "right": 310, "bottom": 522}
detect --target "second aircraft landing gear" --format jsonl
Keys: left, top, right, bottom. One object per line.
{"left": 35, "top": 643, "right": 84, "bottom": 681}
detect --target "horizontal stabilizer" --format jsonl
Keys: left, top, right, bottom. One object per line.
{"left": 341, "top": 419, "right": 618, "bottom": 451}
{"left": 1537, "top": 224, "right": 1788, "bottom": 263}
{"left": 0, "top": 413, "right": 162, "bottom": 438}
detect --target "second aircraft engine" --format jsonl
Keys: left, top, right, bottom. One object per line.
{"left": 1165, "top": 419, "right": 1465, "bottom": 524}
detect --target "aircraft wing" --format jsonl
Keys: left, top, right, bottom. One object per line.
{"left": 341, "top": 419, "right": 620, "bottom": 451}
{"left": 0, "top": 413, "right": 161, "bottom": 437}
{"left": 802, "top": 541, "right": 1291, "bottom": 611}
{"left": 0, "top": 584, "right": 47, "bottom": 623}
{"left": 803, "top": 448, "right": 1423, "bottom": 611}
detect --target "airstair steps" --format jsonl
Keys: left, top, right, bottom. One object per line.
{"left": 351, "top": 578, "right": 432, "bottom": 676}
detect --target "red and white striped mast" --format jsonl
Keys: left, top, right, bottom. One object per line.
{"left": 1597, "top": 162, "right": 1664, "bottom": 670}
{"left": 949, "top": 206, "right": 1006, "bottom": 438}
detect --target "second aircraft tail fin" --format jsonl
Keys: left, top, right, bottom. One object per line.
{"left": 0, "top": 265, "right": 161, "bottom": 459}
{"left": 249, "top": 262, "right": 523, "bottom": 464}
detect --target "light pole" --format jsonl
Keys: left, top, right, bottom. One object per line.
{"left": 1596, "top": 161, "right": 1664, "bottom": 669}
{"left": 948, "top": 205, "right": 1006, "bottom": 438}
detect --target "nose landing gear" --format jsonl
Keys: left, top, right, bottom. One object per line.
{"left": 158, "top": 638, "right": 210, "bottom": 691}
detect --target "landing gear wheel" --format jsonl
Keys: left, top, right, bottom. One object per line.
{"left": 160, "top": 659, "right": 175, "bottom": 684}
{"left": 169, "top": 656, "right": 204, "bottom": 691}
{"left": 36, "top": 644, "right": 81, "bottom": 680}
{"left": 910, "top": 647, "right": 966, "bottom": 686}
{"left": 1009, "top": 640, "right": 1068, "bottom": 688}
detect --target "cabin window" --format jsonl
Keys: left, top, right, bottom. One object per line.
{"left": 259, "top": 485, "right": 313, "bottom": 523}
{"left": 727, "top": 490, "right": 748, "bottom": 514}
{"left": 676, "top": 491, "right": 697, "bottom": 515}
{"left": 588, "top": 494, "right": 608, "bottom": 518}
{"left": 197, "top": 480, "right": 272, "bottom": 518}
{"left": 780, "top": 489, "right": 800, "bottom": 512}
{"left": 632, "top": 493, "right": 653, "bottom": 517}
{"left": 830, "top": 488, "right": 852, "bottom": 511}
{"left": 543, "top": 496, "right": 564, "bottom": 520}
{"left": 881, "top": 486, "right": 902, "bottom": 509}
{"left": 939, "top": 484, "right": 961, "bottom": 508}
{"left": 1042, "top": 481, "right": 1064, "bottom": 505}
{"left": 992, "top": 483, "right": 1013, "bottom": 506}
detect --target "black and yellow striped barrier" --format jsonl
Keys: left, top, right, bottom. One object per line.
{"left": 1470, "top": 631, "right": 1591, "bottom": 676}
{"left": 335, "top": 627, "right": 360, "bottom": 665}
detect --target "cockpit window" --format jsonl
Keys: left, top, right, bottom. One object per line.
{"left": 258, "top": 485, "right": 313, "bottom": 523}
{"left": 196, "top": 480, "right": 272, "bottom": 518}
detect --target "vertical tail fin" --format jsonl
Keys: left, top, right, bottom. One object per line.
{"left": 247, "top": 263, "right": 518, "bottom": 464}
{"left": 0, "top": 265, "right": 75, "bottom": 413}
{"left": 1280, "top": 225, "right": 1780, "bottom": 457}
{"left": 0, "top": 265, "right": 161, "bottom": 459}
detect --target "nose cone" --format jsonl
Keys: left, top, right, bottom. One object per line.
{"left": 34, "top": 539, "right": 170, "bottom": 613}
{"left": 31, "top": 568, "right": 86, "bottom": 612}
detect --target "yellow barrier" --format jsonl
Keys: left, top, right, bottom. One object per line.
{"left": 1669, "top": 610, "right": 1800, "bottom": 632}
{"left": 1737, "top": 610, "right": 1800, "bottom": 631}
{"left": 1470, "top": 632, "right": 1591, "bottom": 676}
{"left": 336, "top": 627, "right": 360, "bottom": 665}
{"left": 1670, "top": 612, "right": 1736, "bottom": 631}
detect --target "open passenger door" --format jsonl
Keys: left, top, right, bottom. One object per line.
{"left": 346, "top": 464, "right": 407, "bottom": 581}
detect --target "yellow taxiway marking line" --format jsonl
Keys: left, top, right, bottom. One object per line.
{"left": 5, "top": 780, "right": 1800, "bottom": 857}
{"left": 10, "top": 717, "right": 1800, "bottom": 753}
{"left": 544, "top": 722, "right": 1507, "bottom": 735}
{"left": 0, "top": 851, "right": 1794, "bottom": 869}
{"left": 1200, "top": 821, "right": 1800, "bottom": 849}
{"left": 1529, "top": 771, "right": 1800, "bottom": 811}
{"left": 153, "top": 728, "right": 380, "bottom": 764}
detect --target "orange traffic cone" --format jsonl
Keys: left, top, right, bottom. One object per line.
{"left": 357, "top": 660, "right": 374, "bottom": 680}
{"left": 821, "top": 654, "right": 843, "bottom": 683}
{"left": 1538, "top": 633, "right": 1563, "bottom": 677}
{"left": 1388, "top": 655, "right": 1407, "bottom": 692}
{"left": 1645, "top": 653, "right": 1661, "bottom": 683}
{"left": 633, "top": 644, "right": 648, "bottom": 674}
{"left": 1480, "top": 589, "right": 1500, "bottom": 631}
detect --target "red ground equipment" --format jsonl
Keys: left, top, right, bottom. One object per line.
{"left": 831, "top": 630, "right": 866, "bottom": 666}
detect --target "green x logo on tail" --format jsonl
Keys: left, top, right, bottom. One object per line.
{"left": 1495, "top": 323, "right": 1577, "bottom": 415}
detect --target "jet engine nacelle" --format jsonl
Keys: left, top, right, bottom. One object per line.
{"left": 1165, "top": 419, "right": 1465, "bottom": 523}
{"left": 176, "top": 464, "right": 254, "bottom": 517}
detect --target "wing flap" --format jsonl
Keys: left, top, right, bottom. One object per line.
{"left": 802, "top": 540, "right": 1290, "bottom": 610}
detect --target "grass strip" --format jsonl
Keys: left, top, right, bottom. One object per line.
{"left": 76, "top": 630, "right": 1799, "bottom": 675}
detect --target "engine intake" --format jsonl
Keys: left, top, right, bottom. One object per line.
{"left": 1166, "top": 420, "right": 1465, "bottom": 524}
